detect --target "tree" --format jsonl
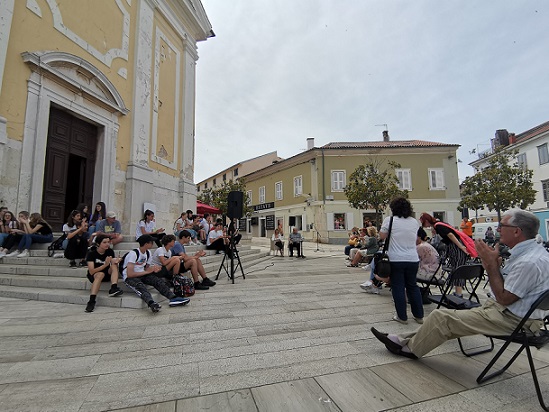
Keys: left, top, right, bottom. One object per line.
{"left": 197, "top": 179, "right": 252, "bottom": 216}
{"left": 459, "top": 148, "right": 536, "bottom": 221}
{"left": 344, "top": 158, "right": 408, "bottom": 227}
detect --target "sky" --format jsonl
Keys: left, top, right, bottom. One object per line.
{"left": 194, "top": 0, "right": 549, "bottom": 183}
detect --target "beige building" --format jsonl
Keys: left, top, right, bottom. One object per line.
{"left": 0, "top": 0, "right": 212, "bottom": 230}
{"left": 241, "top": 136, "right": 461, "bottom": 243}
{"left": 196, "top": 151, "right": 283, "bottom": 194}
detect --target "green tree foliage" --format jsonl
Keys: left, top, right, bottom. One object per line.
{"left": 197, "top": 179, "right": 252, "bottom": 216}
{"left": 459, "top": 148, "right": 536, "bottom": 221}
{"left": 344, "top": 158, "right": 408, "bottom": 227}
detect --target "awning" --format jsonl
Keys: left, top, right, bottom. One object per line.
{"left": 197, "top": 201, "right": 221, "bottom": 215}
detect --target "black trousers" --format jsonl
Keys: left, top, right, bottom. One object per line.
{"left": 289, "top": 242, "right": 302, "bottom": 257}
{"left": 125, "top": 274, "right": 175, "bottom": 304}
{"left": 64, "top": 233, "right": 90, "bottom": 260}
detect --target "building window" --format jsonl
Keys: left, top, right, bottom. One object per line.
{"left": 294, "top": 175, "right": 303, "bottom": 196}
{"left": 213, "top": 178, "right": 216, "bottom": 186}
{"left": 275, "top": 181, "right": 283, "bottom": 200}
{"left": 259, "top": 186, "right": 265, "bottom": 203}
{"left": 204, "top": 182, "right": 208, "bottom": 189}
{"left": 246, "top": 190, "right": 252, "bottom": 206}
{"left": 331, "top": 170, "right": 346, "bottom": 192}
{"left": 542, "top": 179, "right": 549, "bottom": 202}
{"left": 433, "top": 211, "right": 446, "bottom": 222}
{"left": 516, "top": 153, "right": 527, "bottom": 170}
{"left": 234, "top": 168, "right": 239, "bottom": 177}
{"left": 223, "top": 173, "right": 226, "bottom": 181}
{"left": 197, "top": 185, "right": 200, "bottom": 192}
{"left": 428, "top": 168, "right": 445, "bottom": 190}
{"left": 538, "top": 144, "right": 549, "bottom": 165}
{"left": 333, "top": 213, "right": 346, "bottom": 230}
{"left": 396, "top": 168, "right": 412, "bottom": 190}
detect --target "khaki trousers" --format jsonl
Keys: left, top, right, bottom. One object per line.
{"left": 399, "top": 300, "right": 543, "bottom": 358}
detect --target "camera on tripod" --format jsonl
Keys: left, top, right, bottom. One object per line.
{"left": 215, "top": 191, "right": 245, "bottom": 283}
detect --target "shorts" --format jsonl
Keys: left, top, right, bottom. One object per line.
{"left": 87, "top": 271, "right": 110, "bottom": 283}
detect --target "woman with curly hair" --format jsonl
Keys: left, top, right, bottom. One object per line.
{"left": 379, "top": 197, "right": 423, "bottom": 324}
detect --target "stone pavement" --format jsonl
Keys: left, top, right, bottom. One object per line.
{"left": 0, "top": 240, "right": 548, "bottom": 412}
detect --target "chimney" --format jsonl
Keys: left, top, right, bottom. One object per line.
{"left": 509, "top": 133, "right": 516, "bottom": 144}
{"left": 307, "top": 137, "right": 314, "bottom": 150}
{"left": 382, "top": 130, "right": 389, "bottom": 142}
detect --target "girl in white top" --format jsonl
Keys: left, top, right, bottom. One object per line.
{"left": 136, "top": 209, "right": 165, "bottom": 247}
{"left": 271, "top": 228, "right": 285, "bottom": 256}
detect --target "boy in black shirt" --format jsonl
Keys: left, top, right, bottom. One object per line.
{"left": 85, "top": 234, "right": 123, "bottom": 312}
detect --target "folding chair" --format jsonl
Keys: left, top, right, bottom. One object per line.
{"left": 416, "top": 258, "right": 446, "bottom": 296}
{"left": 477, "top": 289, "right": 549, "bottom": 411}
{"left": 428, "top": 263, "right": 495, "bottom": 356}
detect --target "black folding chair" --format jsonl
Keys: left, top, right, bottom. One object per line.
{"left": 428, "top": 263, "right": 495, "bottom": 356}
{"left": 477, "top": 290, "right": 549, "bottom": 411}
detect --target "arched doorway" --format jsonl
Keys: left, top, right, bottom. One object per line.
{"left": 42, "top": 107, "right": 98, "bottom": 230}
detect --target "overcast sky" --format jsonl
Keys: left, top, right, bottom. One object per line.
{"left": 194, "top": 0, "right": 549, "bottom": 183}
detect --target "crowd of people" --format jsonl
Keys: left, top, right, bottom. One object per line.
{"left": 0, "top": 204, "right": 225, "bottom": 314}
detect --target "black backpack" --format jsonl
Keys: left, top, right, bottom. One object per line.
{"left": 119, "top": 249, "right": 150, "bottom": 275}
{"left": 48, "top": 233, "right": 67, "bottom": 257}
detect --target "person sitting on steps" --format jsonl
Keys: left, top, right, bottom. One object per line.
{"left": 172, "top": 230, "right": 216, "bottom": 289}
{"left": 85, "top": 234, "right": 123, "bottom": 313}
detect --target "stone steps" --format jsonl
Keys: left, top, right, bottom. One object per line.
{"left": 0, "top": 245, "right": 270, "bottom": 309}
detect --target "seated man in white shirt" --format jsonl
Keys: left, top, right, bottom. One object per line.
{"left": 288, "top": 227, "right": 305, "bottom": 258}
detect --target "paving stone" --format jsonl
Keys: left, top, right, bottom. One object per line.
{"left": 175, "top": 390, "right": 256, "bottom": 411}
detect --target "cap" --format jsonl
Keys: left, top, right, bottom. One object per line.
{"left": 106, "top": 211, "right": 116, "bottom": 218}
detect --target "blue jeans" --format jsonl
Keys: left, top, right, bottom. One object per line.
{"left": 344, "top": 245, "right": 352, "bottom": 256}
{"left": 390, "top": 261, "right": 423, "bottom": 321}
{"left": 19, "top": 233, "right": 53, "bottom": 250}
{"left": 0, "top": 233, "right": 7, "bottom": 247}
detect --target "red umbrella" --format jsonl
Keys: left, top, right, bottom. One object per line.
{"left": 196, "top": 201, "right": 221, "bottom": 215}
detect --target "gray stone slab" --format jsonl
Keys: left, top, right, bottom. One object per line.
{"left": 251, "top": 378, "right": 341, "bottom": 412}
{"left": 0, "top": 355, "right": 99, "bottom": 384}
{"left": 316, "top": 368, "right": 412, "bottom": 411}
{"left": 175, "top": 390, "right": 257, "bottom": 411}
{"left": 79, "top": 364, "right": 200, "bottom": 412}
{"left": 115, "top": 401, "right": 177, "bottom": 412}
{"left": 0, "top": 376, "right": 98, "bottom": 412}
{"left": 370, "top": 361, "right": 466, "bottom": 402}
{"left": 89, "top": 346, "right": 183, "bottom": 375}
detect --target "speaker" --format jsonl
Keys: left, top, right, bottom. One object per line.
{"left": 227, "top": 191, "right": 244, "bottom": 219}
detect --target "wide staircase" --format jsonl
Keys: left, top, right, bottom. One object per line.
{"left": 0, "top": 235, "right": 270, "bottom": 309}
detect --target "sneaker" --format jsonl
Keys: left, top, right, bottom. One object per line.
{"left": 414, "top": 317, "right": 424, "bottom": 324}
{"left": 0, "top": 251, "right": 6, "bottom": 258}
{"left": 149, "top": 301, "right": 161, "bottom": 313}
{"left": 53, "top": 252, "right": 65, "bottom": 258}
{"left": 69, "top": 260, "right": 77, "bottom": 268}
{"left": 360, "top": 280, "right": 373, "bottom": 289}
{"left": 169, "top": 297, "right": 190, "bottom": 307}
{"left": 202, "top": 278, "right": 216, "bottom": 287}
{"left": 85, "top": 301, "right": 95, "bottom": 313}
{"left": 366, "top": 286, "right": 381, "bottom": 294}
{"left": 363, "top": 264, "right": 371, "bottom": 271}
{"left": 108, "top": 286, "right": 123, "bottom": 297}
{"left": 16, "top": 250, "right": 29, "bottom": 258}
{"left": 79, "top": 260, "right": 87, "bottom": 267}
{"left": 5, "top": 250, "right": 20, "bottom": 257}
{"left": 194, "top": 282, "right": 209, "bottom": 290}
{"left": 392, "top": 315, "right": 408, "bottom": 324}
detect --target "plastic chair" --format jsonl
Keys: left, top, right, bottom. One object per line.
{"left": 477, "top": 289, "right": 549, "bottom": 411}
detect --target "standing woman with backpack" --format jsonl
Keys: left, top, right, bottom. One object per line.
{"left": 419, "top": 213, "right": 472, "bottom": 297}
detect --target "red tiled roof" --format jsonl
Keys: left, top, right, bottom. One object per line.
{"left": 515, "top": 120, "right": 549, "bottom": 143}
{"left": 322, "top": 140, "right": 458, "bottom": 149}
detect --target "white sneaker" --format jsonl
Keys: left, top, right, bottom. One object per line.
{"left": 360, "top": 280, "right": 373, "bottom": 289}
{"left": 5, "top": 250, "right": 20, "bottom": 257}
{"left": 17, "top": 250, "right": 29, "bottom": 258}
{"left": 0, "top": 251, "right": 6, "bottom": 258}
{"left": 363, "top": 264, "right": 371, "bottom": 271}
{"left": 53, "top": 252, "right": 65, "bottom": 258}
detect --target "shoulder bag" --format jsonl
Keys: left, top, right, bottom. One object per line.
{"left": 374, "top": 216, "right": 393, "bottom": 281}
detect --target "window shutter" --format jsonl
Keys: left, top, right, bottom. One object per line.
{"left": 301, "top": 214, "right": 307, "bottom": 231}
{"left": 327, "top": 213, "right": 334, "bottom": 231}
{"left": 346, "top": 213, "right": 354, "bottom": 230}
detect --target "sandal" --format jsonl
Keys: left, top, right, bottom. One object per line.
{"left": 347, "top": 263, "right": 359, "bottom": 267}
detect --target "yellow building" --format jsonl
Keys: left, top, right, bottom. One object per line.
{"left": 0, "top": 0, "right": 212, "bottom": 230}
{"left": 242, "top": 136, "right": 461, "bottom": 243}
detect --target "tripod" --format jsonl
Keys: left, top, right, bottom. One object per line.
{"left": 215, "top": 236, "right": 245, "bottom": 284}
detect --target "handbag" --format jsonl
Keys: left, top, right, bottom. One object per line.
{"left": 374, "top": 216, "right": 393, "bottom": 281}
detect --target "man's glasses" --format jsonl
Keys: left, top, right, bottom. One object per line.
{"left": 497, "top": 223, "right": 520, "bottom": 231}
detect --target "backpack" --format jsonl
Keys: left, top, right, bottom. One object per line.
{"left": 434, "top": 222, "right": 478, "bottom": 258}
{"left": 119, "top": 249, "right": 151, "bottom": 275}
{"left": 47, "top": 233, "right": 67, "bottom": 257}
{"left": 172, "top": 274, "right": 195, "bottom": 297}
